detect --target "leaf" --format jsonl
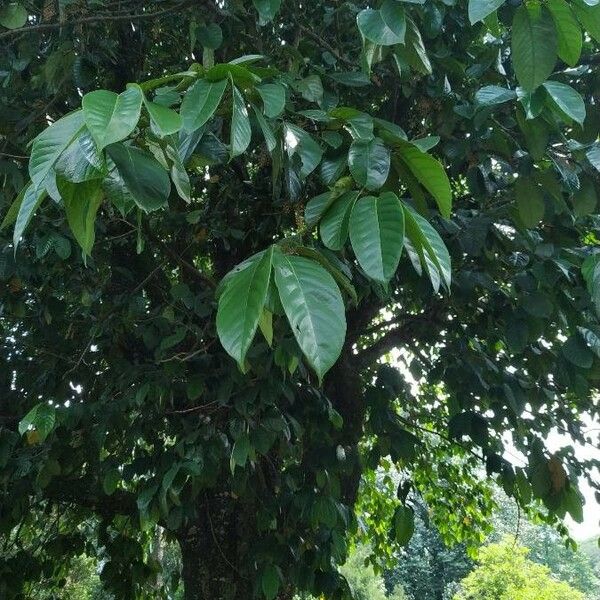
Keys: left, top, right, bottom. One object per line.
{"left": 29, "top": 110, "right": 85, "bottom": 189}
{"left": 253, "top": 0, "right": 282, "bottom": 24}
{"left": 103, "top": 470, "right": 120, "bottom": 496}
{"left": 380, "top": 0, "right": 407, "bottom": 43}
{"left": 402, "top": 205, "right": 451, "bottom": 292}
{"left": 197, "top": 23, "right": 222, "bottom": 49}
{"left": 0, "top": 2, "right": 27, "bottom": 29}
{"left": 394, "top": 505, "right": 415, "bottom": 546}
{"left": 230, "top": 433, "right": 250, "bottom": 470}
{"left": 57, "top": 177, "right": 103, "bottom": 255}
{"left": 305, "top": 191, "right": 336, "bottom": 227}
{"left": 396, "top": 142, "right": 452, "bottom": 218}
{"left": 572, "top": 1, "right": 600, "bottom": 43}
{"left": 1, "top": 183, "right": 28, "bottom": 231}
{"left": 562, "top": 334, "right": 593, "bottom": 368}
{"left": 18, "top": 403, "right": 56, "bottom": 444}
{"left": 273, "top": 254, "right": 346, "bottom": 382}
{"left": 106, "top": 143, "right": 171, "bottom": 212}
{"left": 320, "top": 191, "right": 358, "bottom": 251}
{"left": 516, "top": 177, "right": 544, "bottom": 228}
{"left": 217, "top": 247, "right": 273, "bottom": 366}
{"left": 144, "top": 97, "right": 182, "bottom": 137}
{"left": 257, "top": 83, "right": 286, "bottom": 118}
{"left": 587, "top": 144, "right": 600, "bottom": 172}
{"left": 357, "top": 7, "right": 405, "bottom": 46}
{"left": 511, "top": 4, "right": 557, "bottom": 91}
{"left": 82, "top": 86, "right": 143, "bottom": 151}
{"left": 14, "top": 184, "right": 46, "bottom": 250}
{"left": 296, "top": 75, "right": 324, "bottom": 104}
{"left": 348, "top": 137, "right": 390, "bottom": 191}
{"left": 230, "top": 83, "right": 252, "bottom": 158}
{"left": 468, "top": 0, "right": 504, "bottom": 24}
{"left": 328, "top": 72, "right": 371, "bottom": 87}
{"left": 261, "top": 565, "right": 280, "bottom": 600}
{"left": 543, "top": 81, "right": 586, "bottom": 125}
{"left": 258, "top": 309, "right": 273, "bottom": 346}
{"left": 475, "top": 86, "right": 517, "bottom": 106}
{"left": 572, "top": 176, "right": 597, "bottom": 216}
{"left": 166, "top": 145, "right": 191, "bottom": 203}
{"left": 284, "top": 124, "right": 323, "bottom": 178}
{"left": 349, "top": 192, "right": 404, "bottom": 284}
{"left": 252, "top": 105, "right": 277, "bottom": 153}
{"left": 180, "top": 78, "right": 227, "bottom": 132}
{"left": 547, "top": 0, "right": 582, "bottom": 66}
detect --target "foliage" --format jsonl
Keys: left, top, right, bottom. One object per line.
{"left": 1, "top": 0, "right": 600, "bottom": 598}
{"left": 452, "top": 537, "right": 585, "bottom": 600}
{"left": 339, "top": 544, "right": 388, "bottom": 600}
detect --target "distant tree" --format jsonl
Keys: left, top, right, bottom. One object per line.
{"left": 453, "top": 538, "right": 585, "bottom": 600}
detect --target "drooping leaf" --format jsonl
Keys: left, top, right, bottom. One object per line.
{"left": 543, "top": 81, "right": 586, "bottom": 125}
{"left": 547, "top": 0, "right": 582, "bottom": 66}
{"left": 273, "top": 254, "right": 346, "bottom": 381}
{"left": 511, "top": 4, "right": 557, "bottom": 91}
{"left": 82, "top": 86, "right": 143, "bottom": 150}
{"left": 348, "top": 137, "right": 390, "bottom": 191}
{"left": 516, "top": 177, "right": 545, "bottom": 228}
{"left": 394, "top": 505, "right": 415, "bottom": 546}
{"left": 349, "top": 192, "right": 405, "bottom": 283}
{"left": 320, "top": 191, "right": 358, "bottom": 251}
{"left": 257, "top": 83, "right": 286, "bottom": 118}
{"left": 57, "top": 177, "right": 103, "bottom": 255}
{"left": 180, "top": 78, "right": 228, "bottom": 132}
{"left": 284, "top": 124, "right": 323, "bottom": 178}
{"left": 217, "top": 247, "right": 273, "bottom": 366}
{"left": 13, "top": 184, "right": 46, "bottom": 250}
{"left": 106, "top": 143, "right": 171, "bottom": 212}
{"left": 252, "top": 105, "right": 277, "bottom": 153}
{"left": 144, "top": 97, "right": 182, "bottom": 137}
{"left": 261, "top": 565, "right": 280, "bottom": 600}
{"left": 230, "top": 83, "right": 252, "bottom": 158}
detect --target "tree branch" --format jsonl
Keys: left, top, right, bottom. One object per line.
{"left": 298, "top": 25, "right": 356, "bottom": 69}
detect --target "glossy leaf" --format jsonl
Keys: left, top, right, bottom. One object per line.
{"left": 543, "top": 81, "right": 586, "bottom": 125}
{"left": 106, "top": 143, "right": 171, "bottom": 212}
{"left": 273, "top": 254, "right": 346, "bottom": 381}
{"left": 349, "top": 192, "right": 404, "bottom": 283}
{"left": 82, "top": 86, "right": 143, "bottom": 150}
{"left": 357, "top": 7, "right": 405, "bottom": 46}
{"left": 348, "top": 137, "right": 390, "bottom": 191}
{"left": 572, "top": 1, "right": 600, "bottom": 43}
{"left": 13, "top": 184, "right": 46, "bottom": 250}
{"left": 511, "top": 4, "right": 557, "bottom": 91}
{"left": 217, "top": 248, "right": 273, "bottom": 366}
{"left": 320, "top": 191, "right": 358, "bottom": 251}
{"left": 181, "top": 78, "right": 227, "bottom": 132}
{"left": 475, "top": 86, "right": 517, "bottom": 106}
{"left": 252, "top": 105, "right": 277, "bottom": 153}
{"left": 284, "top": 124, "right": 323, "bottom": 178}
{"left": 257, "top": 83, "right": 286, "bottom": 117}
{"left": 547, "top": 0, "right": 582, "bottom": 66}
{"left": 19, "top": 402, "right": 55, "bottom": 444}
{"left": 230, "top": 83, "right": 252, "bottom": 158}
{"left": 468, "top": 0, "right": 504, "bottom": 24}
{"left": 144, "top": 97, "right": 182, "bottom": 137}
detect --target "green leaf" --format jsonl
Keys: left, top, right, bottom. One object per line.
{"left": 468, "top": 0, "right": 504, "bottom": 24}
{"left": 357, "top": 7, "right": 405, "bottom": 46}
{"left": 57, "top": 177, "right": 103, "bottom": 255}
{"left": 14, "top": 184, "right": 46, "bottom": 250}
{"left": 582, "top": 254, "right": 600, "bottom": 317}
{"left": 380, "top": 0, "right": 407, "bottom": 43}
{"left": 261, "top": 565, "right": 280, "bottom": 600}
{"left": 305, "top": 191, "right": 336, "bottom": 227}
{"left": 0, "top": 2, "right": 27, "bottom": 29}
{"left": 252, "top": 105, "right": 277, "bottom": 153}
{"left": 562, "top": 334, "right": 593, "bottom": 368}
{"left": 572, "top": 1, "right": 600, "bottom": 43}
{"left": 328, "top": 72, "right": 371, "bottom": 87}
{"left": 284, "top": 124, "right": 323, "bottom": 178}
{"left": 547, "top": 0, "right": 582, "bottom": 66}
{"left": 273, "top": 254, "right": 346, "bottom": 382}
{"left": 403, "top": 205, "right": 451, "bottom": 292}
{"left": 296, "top": 75, "right": 324, "bottom": 104}
{"left": 516, "top": 177, "right": 544, "bottom": 228}
{"left": 258, "top": 309, "right": 273, "bottom": 347}
{"left": 543, "top": 81, "right": 586, "bottom": 125}
{"left": 257, "top": 83, "right": 286, "bottom": 118}
{"left": 217, "top": 247, "right": 273, "bottom": 366}
{"left": 396, "top": 142, "right": 452, "bottom": 218}
{"left": 564, "top": 487, "right": 584, "bottom": 523}
{"left": 230, "top": 433, "right": 250, "bottom": 470}
{"left": 166, "top": 145, "right": 191, "bottom": 203}
{"left": 320, "top": 191, "right": 358, "bottom": 251}
{"left": 475, "top": 86, "right": 517, "bottom": 106}
{"left": 511, "top": 4, "right": 557, "bottom": 91}
{"left": 253, "top": 0, "right": 282, "bottom": 24}
{"left": 180, "top": 78, "right": 227, "bottom": 132}
{"left": 348, "top": 137, "right": 390, "bottom": 191}
{"left": 106, "top": 143, "right": 171, "bottom": 212}
{"left": 349, "top": 192, "right": 404, "bottom": 284}
{"left": 572, "top": 176, "right": 597, "bottom": 216}
{"left": 18, "top": 403, "right": 56, "bottom": 444}
{"left": 230, "top": 83, "right": 251, "bottom": 158}
{"left": 144, "top": 97, "right": 182, "bottom": 137}
{"left": 394, "top": 505, "right": 415, "bottom": 546}
{"left": 1, "top": 183, "right": 28, "bottom": 231}
{"left": 197, "top": 23, "right": 222, "bottom": 49}
{"left": 29, "top": 110, "right": 85, "bottom": 189}
{"left": 103, "top": 470, "right": 120, "bottom": 496}
{"left": 587, "top": 144, "right": 600, "bottom": 172}
{"left": 82, "top": 86, "right": 143, "bottom": 151}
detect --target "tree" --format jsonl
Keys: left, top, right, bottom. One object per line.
{"left": 1, "top": 0, "right": 600, "bottom": 599}
{"left": 453, "top": 538, "right": 585, "bottom": 600}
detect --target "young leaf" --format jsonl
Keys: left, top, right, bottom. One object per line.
{"left": 57, "top": 177, "right": 103, "bottom": 255}
{"left": 348, "top": 137, "right": 391, "bottom": 191}
{"left": 320, "top": 191, "right": 358, "bottom": 251}
{"left": 273, "top": 254, "right": 346, "bottom": 381}
{"left": 106, "top": 143, "right": 171, "bottom": 212}
{"left": 230, "top": 83, "right": 252, "bottom": 158}
{"left": 349, "top": 192, "right": 404, "bottom": 284}
{"left": 511, "top": 4, "right": 557, "bottom": 91}
{"left": 82, "top": 86, "right": 143, "bottom": 150}
{"left": 217, "top": 247, "right": 273, "bottom": 366}
{"left": 180, "top": 78, "right": 228, "bottom": 132}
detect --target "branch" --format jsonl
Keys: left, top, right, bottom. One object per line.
{"left": 298, "top": 25, "right": 356, "bottom": 69}
{"left": 0, "top": 0, "right": 199, "bottom": 41}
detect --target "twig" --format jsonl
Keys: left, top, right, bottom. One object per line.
{"left": 298, "top": 25, "right": 355, "bottom": 69}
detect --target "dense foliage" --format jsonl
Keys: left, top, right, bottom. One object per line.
{"left": 1, "top": 0, "right": 600, "bottom": 598}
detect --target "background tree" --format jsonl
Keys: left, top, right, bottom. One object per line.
{"left": 1, "top": 0, "right": 600, "bottom": 599}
